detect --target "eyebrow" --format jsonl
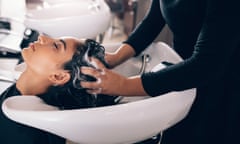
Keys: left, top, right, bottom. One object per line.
{"left": 59, "top": 39, "right": 66, "bottom": 50}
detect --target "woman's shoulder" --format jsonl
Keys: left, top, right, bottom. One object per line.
{"left": 0, "top": 83, "right": 21, "bottom": 102}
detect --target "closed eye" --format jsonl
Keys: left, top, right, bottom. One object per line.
{"left": 53, "top": 42, "right": 58, "bottom": 49}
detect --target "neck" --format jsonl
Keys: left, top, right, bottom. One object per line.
{"left": 16, "top": 69, "right": 51, "bottom": 95}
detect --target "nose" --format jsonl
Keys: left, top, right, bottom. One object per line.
{"left": 37, "top": 35, "right": 51, "bottom": 44}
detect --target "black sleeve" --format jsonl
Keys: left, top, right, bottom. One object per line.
{"left": 141, "top": 0, "right": 240, "bottom": 96}
{"left": 124, "top": 0, "right": 166, "bottom": 56}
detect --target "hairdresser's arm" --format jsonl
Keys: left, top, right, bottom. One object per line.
{"left": 125, "top": 0, "right": 165, "bottom": 56}
{"left": 105, "top": 43, "right": 135, "bottom": 68}
{"left": 81, "top": 58, "right": 148, "bottom": 96}
{"left": 106, "top": 0, "right": 165, "bottom": 68}
{"left": 81, "top": 0, "right": 239, "bottom": 97}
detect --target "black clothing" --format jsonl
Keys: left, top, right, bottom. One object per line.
{"left": 125, "top": 0, "right": 240, "bottom": 144}
{"left": 0, "top": 84, "right": 65, "bottom": 144}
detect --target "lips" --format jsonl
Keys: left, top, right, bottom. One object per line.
{"left": 29, "top": 43, "right": 35, "bottom": 51}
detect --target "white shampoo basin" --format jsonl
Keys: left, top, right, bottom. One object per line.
{"left": 2, "top": 42, "right": 196, "bottom": 144}
{"left": 24, "top": 0, "right": 111, "bottom": 38}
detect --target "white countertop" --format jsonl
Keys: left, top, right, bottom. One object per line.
{"left": 0, "top": 58, "right": 19, "bottom": 94}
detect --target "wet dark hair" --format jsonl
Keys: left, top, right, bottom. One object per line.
{"left": 39, "top": 39, "right": 119, "bottom": 109}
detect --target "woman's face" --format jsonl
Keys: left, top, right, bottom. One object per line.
{"left": 22, "top": 35, "right": 83, "bottom": 76}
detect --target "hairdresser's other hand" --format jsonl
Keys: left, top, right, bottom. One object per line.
{"left": 105, "top": 43, "right": 136, "bottom": 69}
{"left": 105, "top": 52, "right": 118, "bottom": 69}
{"left": 80, "top": 58, "right": 148, "bottom": 96}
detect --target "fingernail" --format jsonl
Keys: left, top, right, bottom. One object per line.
{"left": 100, "top": 69, "right": 105, "bottom": 75}
{"left": 97, "top": 78, "right": 102, "bottom": 84}
{"left": 90, "top": 60, "right": 98, "bottom": 69}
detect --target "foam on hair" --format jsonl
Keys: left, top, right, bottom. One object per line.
{"left": 40, "top": 39, "right": 118, "bottom": 109}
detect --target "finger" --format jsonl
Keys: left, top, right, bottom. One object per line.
{"left": 86, "top": 88, "right": 103, "bottom": 95}
{"left": 80, "top": 81, "right": 100, "bottom": 89}
{"left": 89, "top": 57, "right": 106, "bottom": 69}
{"left": 104, "top": 53, "right": 111, "bottom": 63}
{"left": 81, "top": 66, "right": 101, "bottom": 78}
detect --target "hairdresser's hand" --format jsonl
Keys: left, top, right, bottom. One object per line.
{"left": 80, "top": 58, "right": 148, "bottom": 96}
{"left": 105, "top": 44, "right": 136, "bottom": 69}
{"left": 105, "top": 52, "right": 119, "bottom": 69}
{"left": 80, "top": 58, "right": 127, "bottom": 96}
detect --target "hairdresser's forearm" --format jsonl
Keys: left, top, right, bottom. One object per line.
{"left": 119, "top": 75, "right": 148, "bottom": 96}
{"left": 108, "top": 43, "right": 136, "bottom": 67}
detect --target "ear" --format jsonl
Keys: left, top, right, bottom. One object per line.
{"left": 48, "top": 71, "right": 71, "bottom": 86}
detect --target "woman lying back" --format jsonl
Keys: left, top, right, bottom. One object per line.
{"left": 0, "top": 35, "right": 118, "bottom": 144}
